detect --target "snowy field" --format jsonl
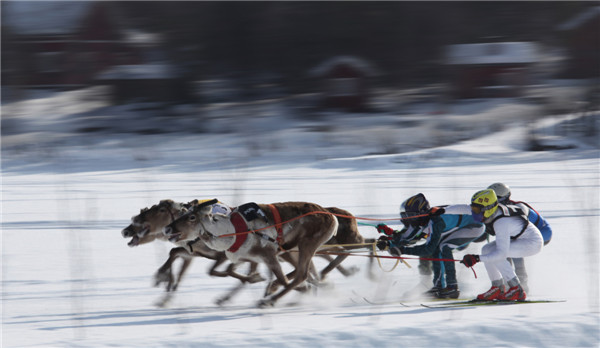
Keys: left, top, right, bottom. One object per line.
{"left": 2, "top": 89, "right": 599, "bottom": 347}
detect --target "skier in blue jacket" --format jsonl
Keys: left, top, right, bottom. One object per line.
{"left": 487, "top": 183, "right": 552, "bottom": 292}
{"left": 376, "top": 193, "right": 485, "bottom": 299}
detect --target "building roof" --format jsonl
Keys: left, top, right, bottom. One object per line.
{"left": 445, "top": 42, "right": 538, "bottom": 65}
{"left": 557, "top": 6, "right": 600, "bottom": 31}
{"left": 309, "top": 56, "right": 378, "bottom": 77}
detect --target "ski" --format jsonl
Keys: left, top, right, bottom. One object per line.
{"left": 420, "top": 299, "right": 566, "bottom": 308}
{"left": 361, "top": 297, "right": 412, "bottom": 307}
{"left": 360, "top": 297, "right": 467, "bottom": 307}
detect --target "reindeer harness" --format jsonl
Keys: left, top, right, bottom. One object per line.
{"left": 227, "top": 203, "right": 284, "bottom": 253}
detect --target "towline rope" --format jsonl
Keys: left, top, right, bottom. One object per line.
{"left": 218, "top": 210, "right": 426, "bottom": 238}
{"left": 317, "top": 242, "right": 406, "bottom": 271}
{"left": 315, "top": 250, "right": 478, "bottom": 279}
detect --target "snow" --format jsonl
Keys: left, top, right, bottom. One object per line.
{"left": 1, "top": 87, "right": 599, "bottom": 347}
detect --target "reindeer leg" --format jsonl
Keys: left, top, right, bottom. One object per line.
{"left": 246, "top": 262, "right": 263, "bottom": 283}
{"left": 263, "top": 215, "right": 339, "bottom": 307}
{"left": 319, "top": 254, "right": 359, "bottom": 279}
{"left": 226, "top": 262, "right": 266, "bottom": 283}
{"left": 292, "top": 260, "right": 319, "bottom": 293}
{"left": 207, "top": 255, "right": 230, "bottom": 278}
{"left": 264, "top": 252, "right": 295, "bottom": 294}
{"left": 171, "top": 256, "right": 193, "bottom": 291}
{"left": 364, "top": 238, "right": 377, "bottom": 280}
{"left": 215, "top": 262, "right": 263, "bottom": 306}
{"left": 260, "top": 249, "right": 313, "bottom": 307}
{"left": 208, "top": 256, "right": 265, "bottom": 283}
{"left": 154, "top": 247, "right": 189, "bottom": 291}
{"left": 258, "top": 256, "right": 290, "bottom": 307}
{"left": 215, "top": 282, "right": 246, "bottom": 306}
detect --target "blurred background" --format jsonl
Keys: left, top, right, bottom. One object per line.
{"left": 1, "top": 1, "right": 599, "bottom": 175}
{"left": 2, "top": 2, "right": 598, "bottom": 138}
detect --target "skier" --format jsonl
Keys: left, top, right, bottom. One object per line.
{"left": 460, "top": 189, "right": 544, "bottom": 301}
{"left": 487, "top": 182, "right": 552, "bottom": 292}
{"left": 376, "top": 193, "right": 485, "bottom": 299}
{"left": 487, "top": 183, "right": 552, "bottom": 244}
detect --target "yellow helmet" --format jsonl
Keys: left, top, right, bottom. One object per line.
{"left": 470, "top": 189, "right": 499, "bottom": 221}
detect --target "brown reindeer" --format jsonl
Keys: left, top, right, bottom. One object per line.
{"left": 319, "top": 207, "right": 376, "bottom": 280}
{"left": 164, "top": 201, "right": 339, "bottom": 307}
{"left": 121, "top": 199, "right": 263, "bottom": 305}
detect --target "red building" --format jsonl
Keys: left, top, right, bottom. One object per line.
{"left": 310, "top": 56, "right": 378, "bottom": 112}
{"left": 557, "top": 6, "right": 600, "bottom": 79}
{"left": 2, "top": 2, "right": 153, "bottom": 89}
{"left": 444, "top": 42, "right": 538, "bottom": 99}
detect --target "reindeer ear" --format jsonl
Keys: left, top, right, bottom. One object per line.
{"left": 212, "top": 212, "right": 227, "bottom": 221}
{"left": 200, "top": 205, "right": 213, "bottom": 215}
{"left": 183, "top": 199, "right": 197, "bottom": 209}
{"left": 192, "top": 199, "right": 217, "bottom": 214}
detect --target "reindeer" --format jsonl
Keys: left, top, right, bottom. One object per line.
{"left": 164, "top": 201, "right": 339, "bottom": 307}
{"left": 121, "top": 199, "right": 263, "bottom": 305}
{"left": 123, "top": 200, "right": 374, "bottom": 306}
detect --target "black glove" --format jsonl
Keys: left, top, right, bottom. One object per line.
{"left": 376, "top": 235, "right": 391, "bottom": 251}
{"left": 429, "top": 206, "right": 445, "bottom": 216}
{"left": 389, "top": 246, "right": 403, "bottom": 256}
{"left": 461, "top": 254, "right": 480, "bottom": 267}
{"left": 376, "top": 223, "right": 395, "bottom": 235}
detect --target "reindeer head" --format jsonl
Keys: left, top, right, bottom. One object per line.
{"left": 163, "top": 199, "right": 219, "bottom": 243}
{"left": 121, "top": 199, "right": 187, "bottom": 247}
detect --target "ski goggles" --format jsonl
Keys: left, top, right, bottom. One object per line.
{"left": 470, "top": 202, "right": 497, "bottom": 215}
{"left": 400, "top": 211, "right": 418, "bottom": 226}
{"left": 400, "top": 211, "right": 429, "bottom": 227}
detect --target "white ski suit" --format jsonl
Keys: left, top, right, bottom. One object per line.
{"left": 445, "top": 204, "right": 543, "bottom": 283}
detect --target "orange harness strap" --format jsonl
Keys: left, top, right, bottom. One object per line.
{"left": 267, "top": 204, "right": 284, "bottom": 247}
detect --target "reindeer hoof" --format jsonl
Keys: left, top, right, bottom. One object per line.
{"left": 265, "top": 281, "right": 280, "bottom": 295}
{"left": 154, "top": 293, "right": 173, "bottom": 308}
{"left": 248, "top": 273, "right": 265, "bottom": 284}
{"left": 154, "top": 271, "right": 171, "bottom": 287}
{"left": 257, "top": 298, "right": 275, "bottom": 308}
{"left": 346, "top": 266, "right": 360, "bottom": 276}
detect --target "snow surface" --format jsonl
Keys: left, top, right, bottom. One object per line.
{"left": 2, "top": 88, "right": 599, "bottom": 347}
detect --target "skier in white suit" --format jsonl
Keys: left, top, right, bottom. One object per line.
{"left": 448, "top": 189, "right": 543, "bottom": 301}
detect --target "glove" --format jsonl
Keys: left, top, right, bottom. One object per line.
{"left": 461, "top": 254, "right": 480, "bottom": 267}
{"left": 389, "top": 246, "right": 403, "bottom": 256}
{"left": 429, "top": 206, "right": 445, "bottom": 216}
{"left": 376, "top": 235, "right": 391, "bottom": 251}
{"left": 376, "top": 223, "right": 395, "bottom": 235}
